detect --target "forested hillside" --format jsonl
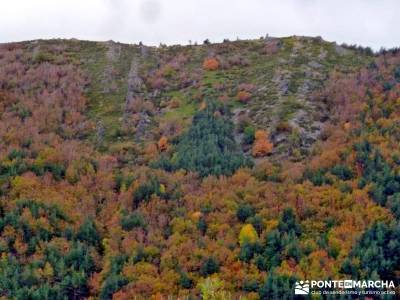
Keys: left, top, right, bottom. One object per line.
{"left": 0, "top": 36, "right": 399, "bottom": 299}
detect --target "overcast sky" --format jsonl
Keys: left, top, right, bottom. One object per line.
{"left": 1, "top": 0, "right": 398, "bottom": 50}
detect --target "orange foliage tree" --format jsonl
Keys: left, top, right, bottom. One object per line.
{"left": 157, "top": 136, "right": 168, "bottom": 152}
{"left": 252, "top": 130, "right": 273, "bottom": 157}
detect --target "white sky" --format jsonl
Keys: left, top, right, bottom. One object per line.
{"left": 1, "top": 0, "right": 398, "bottom": 50}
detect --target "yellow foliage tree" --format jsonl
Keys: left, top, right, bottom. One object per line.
{"left": 43, "top": 262, "right": 54, "bottom": 279}
{"left": 159, "top": 183, "right": 166, "bottom": 194}
{"left": 239, "top": 224, "right": 258, "bottom": 245}
{"left": 198, "top": 276, "right": 229, "bottom": 300}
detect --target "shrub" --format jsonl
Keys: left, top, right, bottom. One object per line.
{"left": 203, "top": 58, "right": 219, "bottom": 71}
{"left": 237, "top": 90, "right": 252, "bottom": 103}
{"left": 8, "top": 149, "right": 26, "bottom": 160}
{"left": 243, "top": 126, "right": 255, "bottom": 145}
{"left": 264, "top": 39, "right": 281, "bottom": 55}
{"left": 276, "top": 121, "right": 292, "bottom": 133}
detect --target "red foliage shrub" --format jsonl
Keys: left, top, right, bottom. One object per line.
{"left": 237, "top": 90, "right": 252, "bottom": 103}
{"left": 264, "top": 39, "right": 281, "bottom": 55}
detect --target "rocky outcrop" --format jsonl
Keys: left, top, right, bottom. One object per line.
{"left": 102, "top": 41, "right": 121, "bottom": 93}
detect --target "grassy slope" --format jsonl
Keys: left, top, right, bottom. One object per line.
{"left": 39, "top": 37, "right": 372, "bottom": 159}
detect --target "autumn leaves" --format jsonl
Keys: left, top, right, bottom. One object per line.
{"left": 202, "top": 56, "right": 273, "bottom": 159}
{"left": 202, "top": 57, "right": 219, "bottom": 71}
{"left": 252, "top": 130, "right": 273, "bottom": 157}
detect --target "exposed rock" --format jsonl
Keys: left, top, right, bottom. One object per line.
{"left": 95, "top": 120, "right": 105, "bottom": 146}
{"left": 135, "top": 112, "right": 152, "bottom": 140}
{"left": 334, "top": 44, "right": 351, "bottom": 56}
{"left": 140, "top": 44, "right": 149, "bottom": 58}
{"left": 126, "top": 58, "right": 145, "bottom": 103}
{"left": 102, "top": 42, "right": 121, "bottom": 93}
{"left": 232, "top": 108, "right": 250, "bottom": 125}
{"left": 308, "top": 60, "right": 322, "bottom": 69}
{"left": 122, "top": 57, "right": 150, "bottom": 140}
{"left": 273, "top": 70, "right": 291, "bottom": 96}
{"left": 105, "top": 41, "right": 121, "bottom": 61}
{"left": 273, "top": 132, "right": 287, "bottom": 145}
{"left": 318, "top": 48, "right": 328, "bottom": 60}
{"left": 297, "top": 78, "right": 313, "bottom": 95}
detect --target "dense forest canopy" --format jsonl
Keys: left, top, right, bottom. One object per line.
{"left": 0, "top": 36, "right": 399, "bottom": 299}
